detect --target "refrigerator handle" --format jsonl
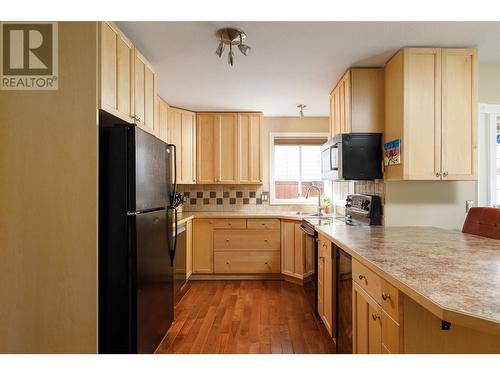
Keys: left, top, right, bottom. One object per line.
{"left": 168, "top": 207, "right": 178, "bottom": 266}
{"left": 168, "top": 144, "right": 177, "bottom": 206}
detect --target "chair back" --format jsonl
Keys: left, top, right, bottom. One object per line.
{"left": 462, "top": 207, "right": 500, "bottom": 240}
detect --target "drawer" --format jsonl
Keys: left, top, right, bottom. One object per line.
{"left": 214, "top": 251, "right": 280, "bottom": 273}
{"left": 213, "top": 230, "right": 281, "bottom": 250}
{"left": 381, "top": 279, "right": 400, "bottom": 323}
{"left": 247, "top": 218, "right": 280, "bottom": 230}
{"left": 352, "top": 258, "right": 382, "bottom": 304}
{"left": 381, "top": 310, "right": 401, "bottom": 354}
{"left": 210, "top": 218, "right": 247, "bottom": 229}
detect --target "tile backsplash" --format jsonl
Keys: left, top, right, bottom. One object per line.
{"left": 178, "top": 184, "right": 319, "bottom": 212}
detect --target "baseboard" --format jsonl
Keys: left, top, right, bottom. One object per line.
{"left": 189, "top": 273, "right": 304, "bottom": 284}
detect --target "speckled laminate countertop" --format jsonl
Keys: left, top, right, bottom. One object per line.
{"left": 313, "top": 224, "right": 500, "bottom": 333}
{"left": 176, "top": 211, "right": 338, "bottom": 224}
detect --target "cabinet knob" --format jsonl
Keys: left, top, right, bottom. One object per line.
{"left": 264, "top": 262, "right": 268, "bottom": 265}
{"left": 264, "top": 239, "right": 269, "bottom": 242}
{"left": 371, "top": 313, "right": 380, "bottom": 321}
{"left": 358, "top": 274, "right": 366, "bottom": 280}
{"left": 435, "top": 172, "right": 441, "bottom": 177}
{"left": 226, "top": 239, "right": 229, "bottom": 242}
{"left": 382, "top": 292, "right": 391, "bottom": 301}
{"left": 226, "top": 261, "right": 230, "bottom": 264}
{"left": 443, "top": 171, "right": 449, "bottom": 177}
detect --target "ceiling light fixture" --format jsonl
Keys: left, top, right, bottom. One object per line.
{"left": 297, "top": 104, "right": 307, "bottom": 118}
{"left": 215, "top": 28, "right": 251, "bottom": 66}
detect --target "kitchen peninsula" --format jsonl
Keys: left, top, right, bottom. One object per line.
{"left": 311, "top": 222, "right": 500, "bottom": 353}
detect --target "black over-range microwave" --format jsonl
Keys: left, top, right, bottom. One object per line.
{"left": 321, "top": 133, "right": 383, "bottom": 181}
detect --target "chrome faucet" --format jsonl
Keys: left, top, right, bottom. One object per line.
{"left": 305, "top": 185, "right": 323, "bottom": 216}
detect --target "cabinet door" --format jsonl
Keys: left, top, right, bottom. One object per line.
{"left": 196, "top": 114, "right": 218, "bottom": 183}
{"left": 343, "top": 73, "right": 351, "bottom": 133}
{"left": 238, "top": 113, "right": 262, "bottom": 184}
{"left": 168, "top": 108, "right": 183, "bottom": 181}
{"left": 293, "top": 223, "right": 304, "bottom": 277}
{"left": 100, "top": 22, "right": 117, "bottom": 115}
{"left": 218, "top": 113, "right": 238, "bottom": 184}
{"left": 192, "top": 219, "right": 213, "bottom": 273}
{"left": 317, "top": 246, "right": 325, "bottom": 318}
{"left": 280, "top": 220, "right": 296, "bottom": 277}
{"left": 100, "top": 22, "right": 133, "bottom": 122}
{"left": 352, "top": 282, "right": 382, "bottom": 354}
{"left": 339, "top": 79, "right": 346, "bottom": 134}
{"left": 323, "top": 241, "right": 333, "bottom": 336}
{"left": 181, "top": 112, "right": 196, "bottom": 184}
{"left": 329, "top": 93, "right": 336, "bottom": 138}
{"left": 158, "top": 99, "right": 169, "bottom": 143}
{"left": 333, "top": 88, "right": 341, "bottom": 137}
{"left": 441, "top": 48, "right": 477, "bottom": 180}
{"left": 186, "top": 219, "right": 193, "bottom": 278}
{"left": 134, "top": 49, "right": 158, "bottom": 136}
{"left": 404, "top": 48, "right": 442, "bottom": 180}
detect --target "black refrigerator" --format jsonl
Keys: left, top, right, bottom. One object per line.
{"left": 99, "top": 125, "right": 178, "bottom": 354}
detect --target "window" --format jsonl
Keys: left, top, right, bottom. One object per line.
{"left": 270, "top": 132, "right": 328, "bottom": 205}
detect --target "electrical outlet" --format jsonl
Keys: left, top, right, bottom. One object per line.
{"left": 261, "top": 191, "right": 269, "bottom": 202}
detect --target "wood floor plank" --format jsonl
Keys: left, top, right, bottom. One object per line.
{"left": 156, "top": 280, "right": 336, "bottom": 354}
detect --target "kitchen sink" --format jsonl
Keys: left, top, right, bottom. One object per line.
{"left": 296, "top": 211, "right": 323, "bottom": 217}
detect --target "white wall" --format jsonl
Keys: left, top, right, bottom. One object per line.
{"left": 384, "top": 181, "right": 476, "bottom": 230}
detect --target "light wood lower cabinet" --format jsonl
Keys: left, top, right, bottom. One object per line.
{"left": 281, "top": 220, "right": 305, "bottom": 279}
{"left": 192, "top": 218, "right": 282, "bottom": 275}
{"left": 192, "top": 219, "right": 213, "bottom": 273}
{"left": 353, "top": 282, "right": 382, "bottom": 354}
{"left": 317, "top": 234, "right": 334, "bottom": 336}
{"left": 214, "top": 251, "right": 280, "bottom": 273}
{"left": 186, "top": 219, "right": 193, "bottom": 279}
{"left": 352, "top": 258, "right": 403, "bottom": 354}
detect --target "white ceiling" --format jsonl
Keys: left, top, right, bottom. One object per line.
{"left": 117, "top": 22, "right": 500, "bottom": 116}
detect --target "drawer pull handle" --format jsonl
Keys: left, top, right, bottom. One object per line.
{"left": 226, "top": 261, "right": 230, "bottom": 264}
{"left": 228, "top": 223, "right": 232, "bottom": 226}
{"left": 264, "top": 239, "right": 268, "bottom": 242}
{"left": 264, "top": 262, "right": 268, "bottom": 265}
{"left": 372, "top": 313, "right": 380, "bottom": 321}
{"left": 382, "top": 292, "right": 391, "bottom": 301}
{"left": 358, "top": 275, "right": 366, "bottom": 280}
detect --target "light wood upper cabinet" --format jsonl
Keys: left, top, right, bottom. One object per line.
{"left": 157, "top": 97, "right": 169, "bottom": 143}
{"left": 218, "top": 113, "right": 239, "bottom": 184}
{"left": 441, "top": 48, "right": 477, "bottom": 180}
{"left": 99, "top": 22, "right": 134, "bottom": 123}
{"left": 384, "top": 47, "right": 477, "bottom": 181}
{"left": 197, "top": 112, "right": 262, "bottom": 184}
{"left": 317, "top": 234, "right": 334, "bottom": 337}
{"left": 197, "top": 113, "right": 218, "bottom": 183}
{"left": 238, "top": 113, "right": 263, "bottom": 184}
{"left": 134, "top": 49, "right": 158, "bottom": 136}
{"left": 329, "top": 68, "right": 383, "bottom": 138}
{"left": 167, "top": 106, "right": 197, "bottom": 184}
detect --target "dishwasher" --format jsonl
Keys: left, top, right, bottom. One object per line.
{"left": 173, "top": 222, "right": 187, "bottom": 304}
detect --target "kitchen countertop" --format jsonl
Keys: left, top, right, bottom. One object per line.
{"left": 312, "top": 224, "right": 500, "bottom": 334}
{"left": 176, "top": 210, "right": 339, "bottom": 224}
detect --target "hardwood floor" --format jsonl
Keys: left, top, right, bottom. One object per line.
{"left": 157, "top": 280, "right": 336, "bottom": 354}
